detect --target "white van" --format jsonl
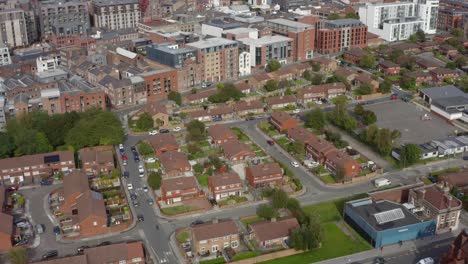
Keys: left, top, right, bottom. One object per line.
{"left": 374, "top": 178, "right": 391, "bottom": 188}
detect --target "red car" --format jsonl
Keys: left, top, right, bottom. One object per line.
{"left": 121, "top": 154, "right": 128, "bottom": 160}
{"left": 267, "top": 140, "right": 275, "bottom": 145}
{"left": 390, "top": 94, "right": 398, "bottom": 100}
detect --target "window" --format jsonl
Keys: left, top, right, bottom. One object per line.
{"left": 231, "top": 240, "right": 238, "bottom": 248}
{"left": 224, "top": 242, "right": 229, "bottom": 248}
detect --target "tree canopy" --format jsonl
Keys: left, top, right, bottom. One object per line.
{"left": 208, "top": 83, "right": 244, "bottom": 103}
{"left": 136, "top": 112, "right": 154, "bottom": 131}
{"left": 266, "top": 59, "right": 281, "bottom": 72}
{"left": 168, "top": 91, "right": 182, "bottom": 106}
{"left": 264, "top": 79, "right": 278, "bottom": 92}
{"left": 147, "top": 171, "right": 162, "bottom": 190}
{"left": 359, "top": 53, "right": 376, "bottom": 69}
{"left": 399, "top": 144, "right": 421, "bottom": 167}
{"left": 304, "top": 108, "right": 327, "bottom": 131}
{"left": 186, "top": 120, "right": 206, "bottom": 142}
{"left": 379, "top": 78, "right": 392, "bottom": 94}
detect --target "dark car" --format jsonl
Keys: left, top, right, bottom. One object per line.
{"left": 147, "top": 198, "right": 154, "bottom": 205}
{"left": 190, "top": 220, "right": 204, "bottom": 227}
{"left": 137, "top": 214, "right": 144, "bottom": 222}
{"left": 122, "top": 171, "right": 130, "bottom": 178}
{"left": 463, "top": 156, "right": 468, "bottom": 161}
{"left": 40, "top": 178, "right": 53, "bottom": 185}
{"left": 14, "top": 239, "right": 29, "bottom": 246}
{"left": 42, "top": 250, "right": 58, "bottom": 260}
{"left": 159, "top": 129, "right": 170, "bottom": 133}
{"left": 131, "top": 146, "right": 137, "bottom": 153}
{"left": 130, "top": 193, "right": 137, "bottom": 200}
{"left": 212, "top": 117, "right": 222, "bottom": 122}
{"left": 134, "top": 154, "right": 140, "bottom": 162}
{"left": 77, "top": 245, "right": 90, "bottom": 254}
{"left": 427, "top": 176, "right": 437, "bottom": 183}
{"left": 245, "top": 116, "right": 256, "bottom": 121}
{"left": 53, "top": 226, "right": 60, "bottom": 235}
{"left": 373, "top": 257, "right": 386, "bottom": 264}
{"left": 267, "top": 140, "right": 274, "bottom": 146}
{"left": 98, "top": 241, "right": 111, "bottom": 247}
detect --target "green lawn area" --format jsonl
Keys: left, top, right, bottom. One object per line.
{"left": 255, "top": 150, "right": 267, "bottom": 157}
{"left": 196, "top": 174, "right": 209, "bottom": 187}
{"left": 233, "top": 251, "right": 260, "bottom": 261}
{"left": 302, "top": 200, "right": 342, "bottom": 223}
{"left": 320, "top": 175, "right": 336, "bottom": 184}
{"left": 199, "top": 258, "right": 225, "bottom": 264}
{"left": 199, "top": 140, "right": 211, "bottom": 148}
{"left": 145, "top": 161, "right": 160, "bottom": 170}
{"left": 231, "top": 127, "right": 250, "bottom": 142}
{"left": 387, "top": 75, "right": 401, "bottom": 81}
{"left": 259, "top": 122, "right": 281, "bottom": 137}
{"left": 218, "top": 196, "right": 248, "bottom": 206}
{"left": 241, "top": 216, "right": 265, "bottom": 227}
{"left": 421, "top": 176, "right": 433, "bottom": 185}
{"left": 160, "top": 205, "right": 199, "bottom": 216}
{"left": 176, "top": 231, "right": 190, "bottom": 243}
{"left": 261, "top": 222, "right": 372, "bottom": 264}
{"left": 356, "top": 157, "right": 367, "bottom": 163}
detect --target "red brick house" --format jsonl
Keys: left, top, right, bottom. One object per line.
{"left": 310, "top": 57, "right": 338, "bottom": 73}
{"left": 287, "top": 127, "right": 335, "bottom": 163}
{"left": 266, "top": 95, "right": 297, "bottom": 110}
{"left": 378, "top": 60, "right": 400, "bottom": 76}
{"left": 184, "top": 89, "right": 216, "bottom": 105}
{"left": 161, "top": 176, "right": 198, "bottom": 205}
{"left": 148, "top": 134, "right": 179, "bottom": 156}
{"left": 189, "top": 106, "right": 234, "bottom": 122}
{"left": 433, "top": 32, "right": 453, "bottom": 44}
{"left": 0, "top": 212, "right": 12, "bottom": 252}
{"left": 234, "top": 82, "right": 252, "bottom": 94}
{"left": 354, "top": 74, "right": 379, "bottom": 92}
{"left": 159, "top": 151, "right": 191, "bottom": 178}
{"left": 220, "top": 140, "right": 255, "bottom": 162}
{"left": 439, "top": 44, "right": 459, "bottom": 59}
{"left": 233, "top": 100, "right": 265, "bottom": 116}
{"left": 246, "top": 163, "right": 283, "bottom": 188}
{"left": 438, "top": 169, "right": 468, "bottom": 191}
{"left": 191, "top": 219, "right": 240, "bottom": 255}
{"left": 343, "top": 48, "right": 366, "bottom": 64}
{"left": 208, "top": 172, "right": 243, "bottom": 201}
{"left": 208, "top": 125, "right": 237, "bottom": 145}
{"left": 406, "top": 71, "right": 433, "bottom": 86}
{"left": 430, "top": 68, "right": 459, "bottom": 83}
{"left": 0, "top": 151, "right": 75, "bottom": 185}
{"left": 441, "top": 229, "right": 468, "bottom": 264}
{"left": 79, "top": 146, "right": 115, "bottom": 176}
{"left": 248, "top": 217, "right": 299, "bottom": 249}
{"left": 270, "top": 111, "right": 298, "bottom": 132}
{"left": 324, "top": 150, "right": 360, "bottom": 180}
{"left": 416, "top": 58, "right": 440, "bottom": 70}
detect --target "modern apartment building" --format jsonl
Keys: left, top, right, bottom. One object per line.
{"left": 266, "top": 18, "right": 316, "bottom": 61}
{"left": 0, "top": 45, "right": 11, "bottom": 66}
{"left": 92, "top": 0, "right": 140, "bottom": 31}
{"left": 0, "top": 96, "right": 6, "bottom": 131}
{"left": 239, "top": 35, "right": 293, "bottom": 68}
{"left": 315, "top": 19, "right": 368, "bottom": 54}
{"left": 39, "top": 0, "right": 90, "bottom": 38}
{"left": 0, "top": 8, "right": 29, "bottom": 47}
{"left": 187, "top": 38, "right": 239, "bottom": 83}
{"left": 359, "top": 0, "right": 439, "bottom": 42}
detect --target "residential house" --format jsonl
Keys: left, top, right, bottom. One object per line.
{"left": 266, "top": 95, "right": 297, "bottom": 110}
{"left": 148, "top": 134, "right": 179, "bottom": 156}
{"left": 234, "top": 100, "right": 264, "bottom": 116}
{"left": 438, "top": 169, "right": 468, "bottom": 192}
{"left": 208, "top": 172, "right": 243, "bottom": 201}
{"left": 409, "top": 184, "right": 462, "bottom": 231}
{"left": 233, "top": 82, "right": 252, "bottom": 94}
{"left": 133, "top": 101, "right": 169, "bottom": 129}
{"left": 208, "top": 125, "right": 238, "bottom": 145}
{"left": 79, "top": 146, "right": 115, "bottom": 176}
{"left": 354, "top": 74, "right": 379, "bottom": 92}
{"left": 416, "top": 58, "right": 440, "bottom": 70}
{"left": 189, "top": 106, "right": 234, "bottom": 122}
{"left": 191, "top": 219, "right": 240, "bottom": 255}
{"left": 287, "top": 127, "right": 335, "bottom": 163}
{"left": 390, "top": 43, "right": 421, "bottom": 54}
{"left": 296, "top": 85, "right": 327, "bottom": 103}
{"left": 406, "top": 71, "right": 432, "bottom": 86}
{"left": 99, "top": 75, "right": 134, "bottom": 107}
{"left": 335, "top": 67, "right": 357, "bottom": 82}
{"left": 343, "top": 48, "right": 366, "bottom": 64}
{"left": 270, "top": 111, "right": 299, "bottom": 132}
{"left": 324, "top": 150, "right": 360, "bottom": 180}
{"left": 250, "top": 73, "right": 272, "bottom": 90}
{"left": 430, "top": 68, "right": 459, "bottom": 83}
{"left": 433, "top": 32, "right": 454, "bottom": 44}
{"left": 246, "top": 163, "right": 283, "bottom": 188}
{"left": 184, "top": 90, "right": 216, "bottom": 105}
{"left": 441, "top": 229, "right": 468, "bottom": 264}
{"left": 0, "top": 151, "right": 75, "bottom": 185}
{"left": 0, "top": 212, "right": 12, "bottom": 252}
{"left": 310, "top": 57, "right": 338, "bottom": 73}
{"left": 160, "top": 176, "right": 198, "bottom": 205}
{"left": 220, "top": 140, "right": 255, "bottom": 162}
{"left": 248, "top": 217, "right": 299, "bottom": 249}
{"left": 378, "top": 60, "right": 400, "bottom": 76}
{"left": 159, "top": 151, "right": 192, "bottom": 178}
{"left": 439, "top": 44, "right": 458, "bottom": 59}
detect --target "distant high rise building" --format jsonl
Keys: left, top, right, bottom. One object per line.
{"left": 92, "top": 0, "right": 141, "bottom": 30}
{"left": 0, "top": 8, "right": 29, "bottom": 47}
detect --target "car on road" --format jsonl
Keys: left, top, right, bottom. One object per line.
{"left": 42, "top": 250, "right": 58, "bottom": 260}
{"left": 53, "top": 226, "right": 60, "bottom": 236}
{"left": 159, "top": 129, "right": 170, "bottom": 133}
{"left": 122, "top": 160, "right": 127, "bottom": 166}
{"left": 416, "top": 257, "right": 434, "bottom": 264}
{"left": 130, "top": 193, "right": 137, "bottom": 200}
{"left": 267, "top": 140, "right": 275, "bottom": 146}
{"left": 173, "top": 126, "right": 181, "bottom": 132}
{"left": 131, "top": 146, "right": 137, "bottom": 153}
{"left": 40, "top": 178, "right": 53, "bottom": 186}
{"left": 245, "top": 116, "right": 256, "bottom": 121}
{"left": 35, "top": 224, "right": 45, "bottom": 234}
{"left": 293, "top": 109, "right": 300, "bottom": 114}
{"left": 133, "top": 200, "right": 139, "bottom": 207}
{"left": 139, "top": 171, "right": 144, "bottom": 178}
{"left": 147, "top": 198, "right": 154, "bottom": 205}
{"left": 127, "top": 183, "right": 133, "bottom": 190}
{"left": 212, "top": 117, "right": 222, "bottom": 122}
{"left": 122, "top": 171, "right": 129, "bottom": 178}
{"left": 373, "top": 257, "right": 385, "bottom": 264}
{"left": 463, "top": 155, "right": 468, "bottom": 161}
{"left": 391, "top": 94, "right": 398, "bottom": 100}
{"left": 134, "top": 154, "right": 140, "bottom": 162}
{"left": 77, "top": 245, "right": 90, "bottom": 254}
{"left": 146, "top": 157, "right": 156, "bottom": 163}
{"left": 98, "top": 241, "right": 111, "bottom": 247}
{"left": 138, "top": 165, "right": 144, "bottom": 172}
{"left": 291, "top": 161, "right": 300, "bottom": 168}
{"left": 119, "top": 144, "right": 124, "bottom": 150}
{"left": 121, "top": 154, "right": 127, "bottom": 160}
{"left": 190, "top": 220, "right": 204, "bottom": 227}
{"left": 137, "top": 214, "right": 144, "bottom": 222}
{"left": 149, "top": 130, "right": 158, "bottom": 135}
{"left": 143, "top": 186, "right": 148, "bottom": 192}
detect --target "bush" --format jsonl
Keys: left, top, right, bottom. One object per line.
{"left": 135, "top": 112, "right": 154, "bottom": 131}
{"left": 138, "top": 142, "right": 154, "bottom": 156}
{"left": 147, "top": 171, "right": 162, "bottom": 190}
{"left": 257, "top": 204, "right": 278, "bottom": 219}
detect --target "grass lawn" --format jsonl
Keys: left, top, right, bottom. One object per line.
{"left": 356, "top": 157, "right": 367, "bottom": 163}
{"left": 302, "top": 201, "right": 342, "bottom": 223}
{"left": 160, "top": 205, "right": 199, "bottom": 216}
{"left": 320, "top": 175, "right": 336, "bottom": 184}
{"left": 241, "top": 216, "right": 265, "bottom": 227}
{"left": 145, "top": 161, "right": 160, "bottom": 170}
{"left": 199, "top": 258, "right": 225, "bottom": 264}
{"left": 231, "top": 127, "right": 250, "bottom": 142}
{"left": 387, "top": 75, "right": 401, "bottom": 81}
{"left": 218, "top": 196, "right": 248, "bottom": 206}
{"left": 233, "top": 251, "right": 260, "bottom": 261}
{"left": 255, "top": 150, "right": 268, "bottom": 157}
{"left": 196, "top": 174, "right": 209, "bottom": 187}
{"left": 199, "top": 140, "right": 211, "bottom": 148}
{"left": 176, "top": 231, "right": 190, "bottom": 243}
{"left": 261, "top": 223, "right": 372, "bottom": 264}
{"left": 421, "top": 176, "right": 433, "bottom": 185}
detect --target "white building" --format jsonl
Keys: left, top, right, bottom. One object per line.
{"left": 0, "top": 8, "right": 29, "bottom": 48}
{"left": 239, "top": 51, "right": 251, "bottom": 77}
{"left": 0, "top": 45, "right": 11, "bottom": 66}
{"left": 359, "top": 0, "right": 439, "bottom": 42}
{"left": 92, "top": 0, "right": 141, "bottom": 30}
{"left": 0, "top": 96, "right": 6, "bottom": 131}
{"left": 36, "top": 56, "right": 60, "bottom": 73}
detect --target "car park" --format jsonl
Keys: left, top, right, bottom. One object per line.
{"left": 291, "top": 161, "right": 300, "bottom": 167}
{"left": 127, "top": 183, "right": 133, "bottom": 190}
{"left": 42, "top": 250, "right": 58, "bottom": 260}
{"left": 173, "top": 127, "right": 181, "bottom": 132}
{"left": 149, "top": 130, "right": 158, "bottom": 135}
{"left": 159, "top": 129, "right": 170, "bottom": 133}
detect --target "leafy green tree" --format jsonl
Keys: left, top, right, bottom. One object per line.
{"left": 285, "top": 87, "right": 294, "bottom": 95}
{"left": 345, "top": 13, "right": 359, "bottom": 19}
{"left": 191, "top": 88, "right": 197, "bottom": 94}
{"left": 311, "top": 62, "right": 321, "bottom": 72}
{"left": 208, "top": 83, "right": 244, "bottom": 103}
{"left": 193, "top": 163, "right": 204, "bottom": 174}
{"left": 35, "top": 132, "right": 53, "bottom": 153}
{"left": 185, "top": 120, "right": 206, "bottom": 142}
{"left": 375, "top": 128, "right": 393, "bottom": 156}
{"left": 0, "top": 133, "right": 15, "bottom": 158}
{"left": 415, "top": 29, "right": 426, "bottom": 42}
{"left": 168, "top": 91, "right": 182, "bottom": 106}
{"left": 147, "top": 171, "right": 162, "bottom": 190}
{"left": 354, "top": 105, "right": 365, "bottom": 116}
{"left": 454, "top": 56, "right": 467, "bottom": 68}
{"left": 311, "top": 73, "right": 323, "bottom": 85}
{"left": 287, "top": 141, "right": 305, "bottom": 156}
{"left": 137, "top": 141, "right": 154, "bottom": 156}
{"left": 399, "top": 144, "right": 422, "bottom": 167}
{"left": 266, "top": 59, "right": 281, "bottom": 72}
{"left": 304, "top": 108, "right": 327, "bottom": 131}
{"left": 272, "top": 188, "right": 289, "bottom": 209}
{"left": 456, "top": 75, "right": 468, "bottom": 92}
{"left": 7, "top": 248, "right": 28, "bottom": 264}
{"left": 452, "top": 28, "right": 463, "bottom": 38}
{"left": 361, "top": 124, "right": 379, "bottom": 144}
{"left": 187, "top": 143, "right": 201, "bottom": 154}
{"left": 362, "top": 110, "right": 377, "bottom": 125}
{"left": 256, "top": 204, "right": 278, "bottom": 219}
{"left": 379, "top": 78, "right": 392, "bottom": 93}
{"left": 302, "top": 70, "right": 312, "bottom": 81}
{"left": 328, "top": 13, "right": 340, "bottom": 20}
{"left": 264, "top": 79, "right": 278, "bottom": 92}
{"left": 389, "top": 49, "right": 404, "bottom": 62}
{"left": 136, "top": 112, "right": 154, "bottom": 130}
{"left": 286, "top": 198, "right": 301, "bottom": 215}
{"left": 400, "top": 75, "right": 417, "bottom": 90}
{"left": 391, "top": 129, "right": 401, "bottom": 141}
{"left": 357, "top": 83, "right": 373, "bottom": 95}
{"left": 408, "top": 34, "right": 417, "bottom": 43}
{"left": 359, "top": 53, "right": 376, "bottom": 69}
{"left": 445, "top": 61, "right": 457, "bottom": 70}
{"left": 343, "top": 116, "right": 358, "bottom": 132}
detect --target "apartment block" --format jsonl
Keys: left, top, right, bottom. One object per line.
{"left": 0, "top": 8, "right": 29, "bottom": 48}
{"left": 92, "top": 0, "right": 141, "bottom": 30}
{"left": 140, "top": 68, "right": 179, "bottom": 100}
{"left": 266, "top": 18, "right": 316, "bottom": 61}
{"left": 316, "top": 19, "right": 368, "bottom": 54}
{"left": 239, "top": 35, "right": 293, "bottom": 68}
{"left": 39, "top": 0, "right": 90, "bottom": 38}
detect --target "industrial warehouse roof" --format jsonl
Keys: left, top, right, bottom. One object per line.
{"left": 420, "top": 85, "right": 467, "bottom": 99}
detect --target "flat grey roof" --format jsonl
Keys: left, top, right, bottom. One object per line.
{"left": 187, "top": 38, "right": 237, "bottom": 49}
{"left": 239, "top": 35, "right": 293, "bottom": 46}
{"left": 325, "top": 19, "right": 364, "bottom": 28}
{"left": 93, "top": 0, "right": 138, "bottom": 6}
{"left": 420, "top": 85, "right": 467, "bottom": 99}
{"left": 267, "top": 18, "right": 313, "bottom": 30}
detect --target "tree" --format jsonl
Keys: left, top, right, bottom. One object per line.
{"left": 285, "top": 87, "right": 294, "bottom": 95}
{"left": 302, "top": 70, "right": 312, "bottom": 81}
{"left": 399, "top": 144, "right": 422, "bottom": 167}
{"left": 257, "top": 204, "right": 278, "bottom": 219}
{"left": 147, "top": 171, "right": 162, "bottom": 190}
{"left": 454, "top": 56, "right": 467, "bottom": 68}
{"left": 185, "top": 120, "right": 206, "bottom": 142}
{"left": 193, "top": 163, "right": 204, "bottom": 174}
{"left": 415, "top": 29, "right": 426, "bottom": 42}
{"left": 187, "top": 143, "right": 201, "bottom": 155}
{"left": 408, "top": 34, "right": 417, "bottom": 43}
{"left": 35, "top": 132, "right": 53, "bottom": 153}
{"left": 445, "top": 61, "right": 457, "bottom": 70}
{"left": 266, "top": 59, "right": 281, "bottom": 72}
{"left": 391, "top": 129, "right": 401, "bottom": 141}
{"left": 0, "top": 133, "right": 14, "bottom": 158}
{"left": 286, "top": 198, "right": 301, "bottom": 215}
{"left": 264, "top": 79, "right": 278, "bottom": 92}
{"left": 136, "top": 112, "right": 154, "bottom": 130}
{"left": 389, "top": 49, "right": 404, "bottom": 62}
{"left": 334, "top": 167, "right": 346, "bottom": 181}
{"left": 359, "top": 53, "right": 376, "bottom": 69}
{"left": 137, "top": 141, "right": 153, "bottom": 156}
{"left": 272, "top": 188, "right": 289, "bottom": 209}
{"left": 168, "top": 91, "right": 182, "bottom": 106}
{"left": 304, "top": 108, "right": 327, "bottom": 131}
{"left": 345, "top": 13, "right": 359, "bottom": 19}
{"left": 357, "top": 83, "right": 373, "bottom": 95}
{"left": 354, "top": 105, "right": 365, "bottom": 116}
{"left": 400, "top": 75, "right": 417, "bottom": 90}
{"left": 288, "top": 141, "right": 305, "bottom": 156}
{"left": 208, "top": 83, "right": 244, "bottom": 103}
{"left": 311, "top": 73, "right": 323, "bottom": 85}
{"left": 452, "top": 28, "right": 463, "bottom": 38}
{"left": 7, "top": 248, "right": 28, "bottom": 264}
{"left": 328, "top": 13, "right": 340, "bottom": 20}
{"left": 311, "top": 62, "right": 321, "bottom": 72}
{"left": 361, "top": 124, "right": 379, "bottom": 144}
{"left": 191, "top": 88, "right": 197, "bottom": 94}
{"left": 374, "top": 128, "right": 393, "bottom": 156}
{"left": 209, "top": 155, "right": 223, "bottom": 170}
{"left": 379, "top": 78, "right": 392, "bottom": 94}
{"left": 456, "top": 75, "right": 468, "bottom": 93}
{"left": 362, "top": 110, "right": 377, "bottom": 125}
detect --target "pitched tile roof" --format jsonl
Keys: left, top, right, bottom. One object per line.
{"left": 62, "top": 170, "right": 90, "bottom": 202}
{"left": 220, "top": 140, "right": 253, "bottom": 159}
{"left": 250, "top": 217, "right": 299, "bottom": 242}
{"left": 76, "top": 191, "right": 107, "bottom": 223}
{"left": 192, "top": 219, "right": 239, "bottom": 241}
{"left": 141, "top": 101, "right": 168, "bottom": 116}
{"left": 162, "top": 176, "right": 198, "bottom": 192}
{"left": 31, "top": 255, "right": 88, "bottom": 264}
{"left": 208, "top": 125, "right": 237, "bottom": 142}
{"left": 247, "top": 163, "right": 282, "bottom": 178}
{"left": 159, "top": 151, "right": 190, "bottom": 172}
{"left": 79, "top": 146, "right": 114, "bottom": 166}
{"left": 83, "top": 241, "right": 145, "bottom": 264}
{"left": 234, "top": 100, "right": 264, "bottom": 111}
{"left": 147, "top": 134, "right": 179, "bottom": 152}
{"left": 0, "top": 151, "right": 74, "bottom": 171}
{"left": 414, "top": 185, "right": 461, "bottom": 210}
{"left": 379, "top": 60, "right": 400, "bottom": 68}
{"left": 186, "top": 89, "right": 216, "bottom": 102}
{"left": 266, "top": 95, "right": 296, "bottom": 106}
{"left": 325, "top": 150, "right": 359, "bottom": 177}
{"left": 209, "top": 172, "right": 242, "bottom": 188}
{"left": 439, "top": 169, "right": 468, "bottom": 187}
{"left": 271, "top": 111, "right": 295, "bottom": 123}
{"left": 0, "top": 212, "right": 12, "bottom": 235}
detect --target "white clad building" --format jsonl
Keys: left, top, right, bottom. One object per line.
{"left": 239, "top": 51, "right": 251, "bottom": 76}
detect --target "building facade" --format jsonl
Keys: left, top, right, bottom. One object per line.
{"left": 92, "top": 0, "right": 141, "bottom": 30}
{"left": 0, "top": 8, "right": 29, "bottom": 47}
{"left": 39, "top": 0, "right": 90, "bottom": 39}
{"left": 316, "top": 19, "right": 368, "bottom": 54}
{"left": 239, "top": 35, "right": 293, "bottom": 68}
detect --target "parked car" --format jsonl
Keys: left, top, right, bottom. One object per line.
{"left": 134, "top": 154, "right": 140, "bottom": 162}
{"left": 374, "top": 178, "right": 391, "bottom": 188}
{"left": 127, "top": 183, "right": 133, "bottom": 190}
{"left": 40, "top": 178, "right": 53, "bottom": 186}
{"left": 212, "top": 117, "right": 222, "bottom": 122}
{"left": 149, "top": 130, "right": 158, "bottom": 135}
{"left": 373, "top": 257, "right": 386, "bottom": 264}
{"left": 146, "top": 157, "right": 156, "bottom": 163}
{"left": 463, "top": 155, "right": 468, "bottom": 161}
{"left": 130, "top": 193, "right": 137, "bottom": 200}
{"left": 267, "top": 140, "right": 275, "bottom": 146}
{"left": 416, "top": 257, "right": 434, "bottom": 264}
{"left": 98, "top": 241, "right": 111, "bottom": 247}
{"left": 291, "top": 161, "right": 300, "bottom": 168}
{"left": 119, "top": 144, "right": 124, "bottom": 150}
{"left": 159, "top": 129, "right": 170, "bottom": 133}
{"left": 133, "top": 200, "right": 139, "bottom": 207}
{"left": 42, "top": 250, "right": 58, "bottom": 260}
{"left": 121, "top": 154, "right": 127, "bottom": 160}
{"left": 131, "top": 146, "right": 137, "bottom": 153}
{"left": 143, "top": 186, "right": 148, "bottom": 192}
{"left": 390, "top": 94, "right": 398, "bottom": 100}
{"left": 77, "top": 245, "right": 90, "bottom": 254}
{"left": 190, "top": 220, "right": 204, "bottom": 227}
{"left": 245, "top": 116, "right": 256, "bottom": 121}
{"left": 137, "top": 214, "right": 144, "bottom": 222}
{"left": 35, "top": 224, "right": 45, "bottom": 234}
{"left": 138, "top": 165, "right": 144, "bottom": 172}
{"left": 122, "top": 171, "right": 130, "bottom": 178}
{"left": 173, "top": 127, "right": 182, "bottom": 132}
{"left": 293, "top": 109, "right": 300, "bottom": 114}
{"left": 122, "top": 160, "right": 127, "bottom": 166}
{"left": 147, "top": 198, "right": 154, "bottom": 205}
{"left": 53, "top": 226, "right": 60, "bottom": 236}
{"left": 139, "top": 172, "right": 145, "bottom": 178}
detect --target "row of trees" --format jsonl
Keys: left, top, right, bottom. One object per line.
{"left": 208, "top": 83, "right": 245, "bottom": 103}
{"left": 360, "top": 124, "right": 400, "bottom": 156}
{"left": 0, "top": 109, "right": 124, "bottom": 158}
{"left": 354, "top": 105, "right": 377, "bottom": 125}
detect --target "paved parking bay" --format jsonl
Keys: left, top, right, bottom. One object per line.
{"left": 364, "top": 100, "right": 456, "bottom": 145}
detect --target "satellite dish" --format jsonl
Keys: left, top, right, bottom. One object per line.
{"left": 274, "top": 4, "right": 280, "bottom": 10}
